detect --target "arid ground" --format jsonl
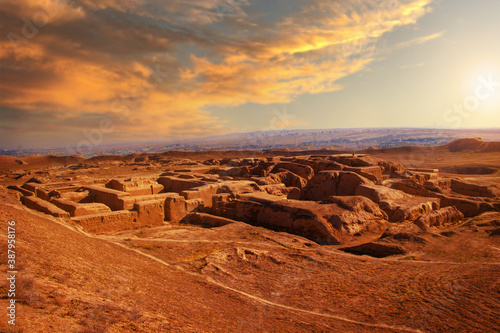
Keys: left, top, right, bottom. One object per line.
{"left": 1, "top": 138, "right": 499, "bottom": 333}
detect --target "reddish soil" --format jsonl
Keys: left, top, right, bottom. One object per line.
{"left": 1, "top": 141, "right": 499, "bottom": 332}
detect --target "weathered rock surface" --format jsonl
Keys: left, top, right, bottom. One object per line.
{"left": 355, "top": 183, "right": 438, "bottom": 222}
{"left": 183, "top": 212, "right": 237, "bottom": 227}
{"left": 440, "top": 196, "right": 494, "bottom": 218}
{"left": 323, "top": 195, "right": 388, "bottom": 222}
{"left": 271, "top": 162, "right": 315, "bottom": 180}
{"left": 107, "top": 178, "right": 163, "bottom": 196}
{"left": 450, "top": 178, "right": 498, "bottom": 198}
{"left": 217, "top": 181, "right": 261, "bottom": 196}
{"left": 303, "top": 171, "right": 371, "bottom": 200}
{"left": 464, "top": 212, "right": 500, "bottom": 227}
{"left": 390, "top": 199, "right": 437, "bottom": 223}
{"left": 261, "top": 184, "right": 301, "bottom": 199}
{"left": 21, "top": 195, "right": 70, "bottom": 218}
{"left": 415, "top": 206, "right": 464, "bottom": 228}
{"left": 387, "top": 179, "right": 437, "bottom": 197}
{"left": 267, "top": 170, "right": 308, "bottom": 189}
{"left": 223, "top": 193, "right": 388, "bottom": 244}
{"left": 344, "top": 166, "right": 385, "bottom": 182}
{"left": 232, "top": 194, "right": 341, "bottom": 244}
{"left": 51, "top": 198, "right": 111, "bottom": 217}
{"left": 380, "top": 223, "right": 424, "bottom": 238}
{"left": 424, "top": 178, "right": 451, "bottom": 192}
{"left": 340, "top": 242, "right": 407, "bottom": 258}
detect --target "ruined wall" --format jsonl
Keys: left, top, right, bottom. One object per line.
{"left": 83, "top": 185, "right": 130, "bottom": 211}
{"left": 72, "top": 200, "right": 165, "bottom": 233}
{"left": 21, "top": 196, "right": 70, "bottom": 218}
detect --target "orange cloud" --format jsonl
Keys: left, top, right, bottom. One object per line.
{"left": 0, "top": 0, "right": 435, "bottom": 146}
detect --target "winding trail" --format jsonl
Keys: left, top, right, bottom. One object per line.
{"left": 110, "top": 236, "right": 425, "bottom": 333}
{"left": 100, "top": 232, "right": 500, "bottom": 266}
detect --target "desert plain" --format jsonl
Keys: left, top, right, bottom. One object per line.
{"left": 0, "top": 138, "right": 499, "bottom": 333}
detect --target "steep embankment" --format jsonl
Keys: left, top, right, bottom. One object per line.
{"left": 444, "top": 138, "right": 500, "bottom": 153}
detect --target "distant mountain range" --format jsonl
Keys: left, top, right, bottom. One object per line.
{"left": 2, "top": 127, "right": 500, "bottom": 157}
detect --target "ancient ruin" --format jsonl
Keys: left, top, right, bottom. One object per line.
{"left": 10, "top": 152, "right": 499, "bottom": 254}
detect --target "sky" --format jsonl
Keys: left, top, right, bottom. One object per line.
{"left": 0, "top": 0, "right": 499, "bottom": 150}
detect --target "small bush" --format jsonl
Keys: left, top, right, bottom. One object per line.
{"left": 16, "top": 275, "right": 40, "bottom": 306}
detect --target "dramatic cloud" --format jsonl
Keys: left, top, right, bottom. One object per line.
{"left": 395, "top": 31, "right": 444, "bottom": 49}
{"left": 0, "top": 0, "right": 436, "bottom": 148}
